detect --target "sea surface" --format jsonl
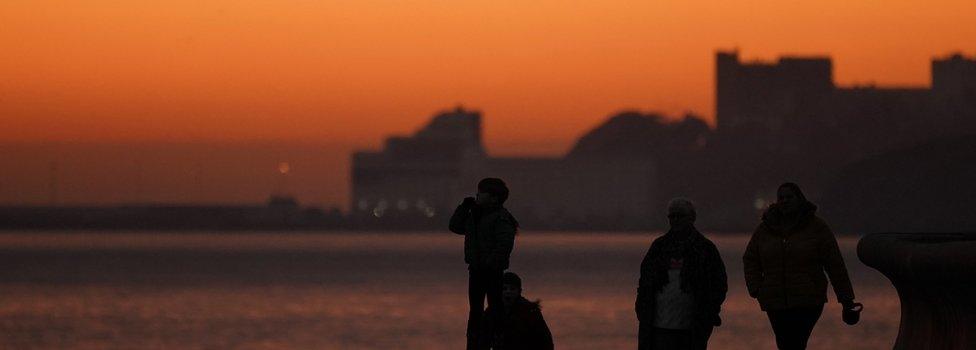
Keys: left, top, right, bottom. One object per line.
{"left": 0, "top": 231, "right": 898, "bottom": 349}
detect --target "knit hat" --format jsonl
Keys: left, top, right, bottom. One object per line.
{"left": 478, "top": 178, "right": 509, "bottom": 204}
{"left": 502, "top": 271, "right": 522, "bottom": 289}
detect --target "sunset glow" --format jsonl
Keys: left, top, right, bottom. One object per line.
{"left": 1, "top": 1, "right": 973, "bottom": 207}
{"left": 3, "top": 1, "right": 974, "bottom": 152}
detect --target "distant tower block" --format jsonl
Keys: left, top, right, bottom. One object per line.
{"left": 932, "top": 53, "right": 976, "bottom": 118}
{"left": 351, "top": 107, "right": 487, "bottom": 217}
{"left": 715, "top": 50, "right": 833, "bottom": 134}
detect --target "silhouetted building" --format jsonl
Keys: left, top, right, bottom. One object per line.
{"left": 708, "top": 50, "right": 976, "bottom": 230}
{"left": 716, "top": 51, "right": 833, "bottom": 136}
{"left": 350, "top": 51, "right": 976, "bottom": 231}
{"left": 350, "top": 107, "right": 709, "bottom": 230}
{"left": 351, "top": 107, "right": 485, "bottom": 224}
{"left": 932, "top": 53, "right": 976, "bottom": 123}
{"left": 716, "top": 50, "right": 976, "bottom": 159}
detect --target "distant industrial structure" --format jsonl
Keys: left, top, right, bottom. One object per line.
{"left": 716, "top": 50, "right": 976, "bottom": 159}
{"left": 5, "top": 51, "right": 972, "bottom": 232}
{"left": 350, "top": 107, "right": 704, "bottom": 229}
{"left": 351, "top": 51, "right": 976, "bottom": 231}
{"left": 0, "top": 195, "right": 344, "bottom": 230}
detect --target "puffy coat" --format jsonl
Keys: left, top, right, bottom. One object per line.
{"left": 449, "top": 204, "right": 518, "bottom": 270}
{"left": 743, "top": 206, "right": 855, "bottom": 311}
{"left": 483, "top": 297, "right": 553, "bottom": 350}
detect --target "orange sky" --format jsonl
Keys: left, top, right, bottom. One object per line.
{"left": 2, "top": 0, "right": 974, "bottom": 155}
{"left": 1, "top": 1, "right": 974, "bottom": 207}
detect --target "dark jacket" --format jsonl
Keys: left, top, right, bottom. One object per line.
{"left": 743, "top": 204, "right": 855, "bottom": 311}
{"left": 483, "top": 297, "right": 553, "bottom": 350}
{"left": 635, "top": 227, "right": 728, "bottom": 330}
{"left": 449, "top": 203, "right": 518, "bottom": 270}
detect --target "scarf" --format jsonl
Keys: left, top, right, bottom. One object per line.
{"left": 648, "top": 225, "right": 709, "bottom": 294}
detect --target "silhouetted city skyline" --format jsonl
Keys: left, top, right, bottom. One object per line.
{"left": 1, "top": 50, "right": 974, "bottom": 232}
{"left": 350, "top": 50, "right": 976, "bottom": 231}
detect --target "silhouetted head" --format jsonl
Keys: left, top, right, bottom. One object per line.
{"left": 667, "top": 197, "right": 697, "bottom": 231}
{"left": 776, "top": 182, "right": 808, "bottom": 215}
{"left": 502, "top": 271, "right": 522, "bottom": 308}
{"left": 476, "top": 178, "right": 509, "bottom": 206}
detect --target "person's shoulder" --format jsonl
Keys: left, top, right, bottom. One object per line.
{"left": 497, "top": 207, "right": 514, "bottom": 219}
{"left": 754, "top": 220, "right": 773, "bottom": 234}
{"left": 808, "top": 215, "right": 832, "bottom": 232}
{"left": 691, "top": 235, "right": 722, "bottom": 258}
{"left": 483, "top": 207, "right": 508, "bottom": 218}
{"left": 698, "top": 235, "right": 719, "bottom": 249}
{"left": 518, "top": 298, "right": 543, "bottom": 313}
{"left": 494, "top": 208, "right": 519, "bottom": 226}
{"left": 649, "top": 234, "right": 668, "bottom": 248}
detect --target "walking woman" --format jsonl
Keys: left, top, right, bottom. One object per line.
{"left": 743, "top": 183, "right": 861, "bottom": 350}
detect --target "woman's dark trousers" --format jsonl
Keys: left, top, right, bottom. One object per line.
{"left": 638, "top": 322, "right": 713, "bottom": 350}
{"left": 766, "top": 305, "right": 824, "bottom": 350}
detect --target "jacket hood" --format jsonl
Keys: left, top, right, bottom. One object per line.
{"left": 762, "top": 201, "right": 818, "bottom": 234}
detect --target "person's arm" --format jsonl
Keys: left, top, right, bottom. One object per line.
{"left": 705, "top": 241, "right": 728, "bottom": 325}
{"left": 448, "top": 197, "right": 474, "bottom": 235}
{"left": 530, "top": 309, "right": 554, "bottom": 350}
{"left": 635, "top": 244, "right": 656, "bottom": 321}
{"left": 819, "top": 223, "right": 856, "bottom": 306}
{"left": 486, "top": 213, "right": 517, "bottom": 269}
{"left": 742, "top": 226, "right": 764, "bottom": 298}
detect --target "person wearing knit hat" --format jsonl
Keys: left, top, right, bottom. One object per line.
{"left": 450, "top": 177, "right": 520, "bottom": 350}
{"left": 480, "top": 271, "right": 554, "bottom": 350}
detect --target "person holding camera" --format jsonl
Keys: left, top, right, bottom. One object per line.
{"left": 450, "top": 178, "right": 519, "bottom": 350}
{"left": 480, "top": 271, "right": 553, "bottom": 350}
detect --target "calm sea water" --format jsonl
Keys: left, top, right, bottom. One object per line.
{"left": 0, "top": 232, "right": 897, "bottom": 349}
